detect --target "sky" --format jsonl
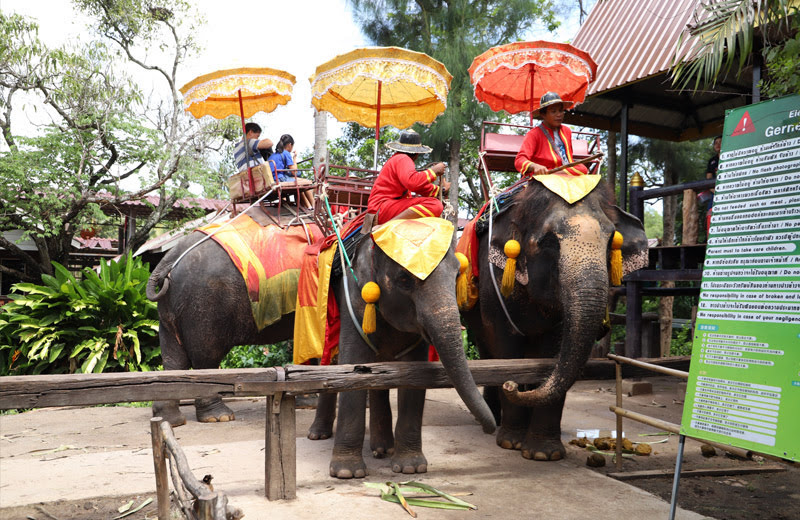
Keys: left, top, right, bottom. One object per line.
{"left": 3, "top": 0, "right": 584, "bottom": 160}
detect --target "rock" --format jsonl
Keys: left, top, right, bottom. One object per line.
{"left": 587, "top": 453, "right": 606, "bottom": 467}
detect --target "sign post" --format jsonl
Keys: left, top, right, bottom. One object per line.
{"left": 680, "top": 95, "right": 800, "bottom": 461}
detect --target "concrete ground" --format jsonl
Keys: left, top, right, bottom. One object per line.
{"left": 0, "top": 378, "right": 711, "bottom": 520}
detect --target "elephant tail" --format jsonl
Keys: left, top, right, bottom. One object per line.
{"left": 146, "top": 260, "right": 174, "bottom": 301}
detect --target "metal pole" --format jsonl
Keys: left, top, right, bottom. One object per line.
{"left": 752, "top": 54, "right": 762, "bottom": 104}
{"left": 619, "top": 103, "right": 629, "bottom": 211}
{"left": 373, "top": 80, "right": 382, "bottom": 170}
{"left": 668, "top": 434, "right": 686, "bottom": 520}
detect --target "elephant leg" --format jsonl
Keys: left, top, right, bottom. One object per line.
{"left": 153, "top": 320, "right": 187, "bottom": 427}
{"left": 330, "top": 389, "right": 368, "bottom": 479}
{"left": 483, "top": 385, "right": 502, "bottom": 425}
{"left": 369, "top": 389, "right": 394, "bottom": 458}
{"left": 391, "top": 387, "right": 427, "bottom": 474}
{"left": 308, "top": 392, "right": 336, "bottom": 440}
{"left": 496, "top": 393, "right": 531, "bottom": 451}
{"left": 521, "top": 394, "right": 567, "bottom": 461}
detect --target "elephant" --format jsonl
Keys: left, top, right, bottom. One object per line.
{"left": 304, "top": 226, "right": 497, "bottom": 479}
{"left": 462, "top": 178, "right": 648, "bottom": 462}
{"left": 146, "top": 231, "right": 296, "bottom": 426}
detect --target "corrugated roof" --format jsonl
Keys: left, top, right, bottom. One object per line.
{"left": 573, "top": 0, "right": 702, "bottom": 97}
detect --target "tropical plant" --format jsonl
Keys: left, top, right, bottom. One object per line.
{"left": 672, "top": 0, "right": 798, "bottom": 93}
{"left": 0, "top": 253, "right": 160, "bottom": 375}
{"left": 220, "top": 341, "right": 293, "bottom": 369}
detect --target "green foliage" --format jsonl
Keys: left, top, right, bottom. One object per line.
{"left": 643, "top": 206, "right": 663, "bottom": 240}
{"left": 220, "top": 341, "right": 293, "bottom": 369}
{"left": 0, "top": 253, "right": 160, "bottom": 375}
{"left": 672, "top": 0, "right": 798, "bottom": 93}
{"left": 328, "top": 124, "right": 400, "bottom": 171}
{"left": 462, "top": 328, "right": 480, "bottom": 361}
{"left": 670, "top": 325, "right": 694, "bottom": 356}
{"left": 761, "top": 15, "right": 800, "bottom": 98}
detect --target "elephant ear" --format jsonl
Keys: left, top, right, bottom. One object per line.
{"left": 605, "top": 205, "right": 649, "bottom": 276}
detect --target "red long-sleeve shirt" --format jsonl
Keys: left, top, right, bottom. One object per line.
{"left": 367, "top": 153, "right": 440, "bottom": 214}
{"left": 514, "top": 124, "right": 588, "bottom": 176}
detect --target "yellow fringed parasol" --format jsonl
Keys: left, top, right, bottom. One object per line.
{"left": 180, "top": 67, "right": 296, "bottom": 120}
{"left": 179, "top": 67, "right": 296, "bottom": 198}
{"left": 309, "top": 47, "right": 452, "bottom": 168}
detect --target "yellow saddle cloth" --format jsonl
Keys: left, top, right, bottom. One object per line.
{"left": 531, "top": 172, "right": 601, "bottom": 204}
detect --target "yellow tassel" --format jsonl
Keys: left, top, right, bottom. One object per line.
{"left": 610, "top": 231, "right": 623, "bottom": 286}
{"left": 501, "top": 240, "right": 520, "bottom": 298}
{"left": 361, "top": 282, "right": 380, "bottom": 334}
{"left": 455, "top": 252, "right": 469, "bottom": 310}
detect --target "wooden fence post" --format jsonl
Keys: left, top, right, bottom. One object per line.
{"left": 150, "top": 417, "right": 171, "bottom": 520}
{"left": 265, "top": 392, "right": 297, "bottom": 500}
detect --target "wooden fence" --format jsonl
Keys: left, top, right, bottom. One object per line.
{"left": 1, "top": 357, "right": 690, "bottom": 509}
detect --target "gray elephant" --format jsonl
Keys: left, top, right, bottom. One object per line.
{"left": 304, "top": 219, "right": 496, "bottom": 479}
{"left": 146, "top": 231, "right": 296, "bottom": 425}
{"left": 461, "top": 179, "right": 647, "bottom": 461}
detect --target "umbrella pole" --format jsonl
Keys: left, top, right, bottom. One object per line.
{"left": 239, "top": 89, "right": 256, "bottom": 198}
{"left": 529, "top": 69, "right": 534, "bottom": 127}
{"left": 373, "top": 80, "right": 382, "bottom": 170}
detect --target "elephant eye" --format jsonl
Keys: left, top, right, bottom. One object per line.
{"left": 396, "top": 271, "right": 415, "bottom": 290}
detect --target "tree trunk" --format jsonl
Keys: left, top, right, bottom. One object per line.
{"left": 447, "top": 138, "right": 461, "bottom": 246}
{"left": 313, "top": 109, "right": 327, "bottom": 172}
{"left": 682, "top": 189, "right": 698, "bottom": 245}
{"left": 660, "top": 166, "right": 678, "bottom": 356}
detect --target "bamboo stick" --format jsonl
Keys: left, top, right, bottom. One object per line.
{"left": 608, "top": 354, "right": 689, "bottom": 379}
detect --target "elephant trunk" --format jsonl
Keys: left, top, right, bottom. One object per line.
{"left": 422, "top": 300, "right": 496, "bottom": 434}
{"left": 503, "top": 216, "right": 609, "bottom": 407}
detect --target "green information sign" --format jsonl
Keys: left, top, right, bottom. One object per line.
{"left": 680, "top": 95, "right": 800, "bottom": 462}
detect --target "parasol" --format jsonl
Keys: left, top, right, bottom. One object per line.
{"left": 180, "top": 67, "right": 296, "bottom": 195}
{"left": 309, "top": 47, "right": 452, "bottom": 168}
{"left": 469, "top": 41, "right": 597, "bottom": 126}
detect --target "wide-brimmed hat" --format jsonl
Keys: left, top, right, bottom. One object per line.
{"left": 386, "top": 130, "right": 432, "bottom": 154}
{"left": 538, "top": 91, "right": 575, "bottom": 112}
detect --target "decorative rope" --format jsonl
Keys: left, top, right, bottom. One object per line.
{"left": 487, "top": 196, "right": 524, "bottom": 336}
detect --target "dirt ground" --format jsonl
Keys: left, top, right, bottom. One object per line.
{"left": 1, "top": 376, "right": 797, "bottom": 520}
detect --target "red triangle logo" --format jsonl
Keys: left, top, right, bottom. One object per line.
{"left": 731, "top": 111, "right": 756, "bottom": 136}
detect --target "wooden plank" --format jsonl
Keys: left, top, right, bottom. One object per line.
{"left": 0, "top": 368, "right": 278, "bottom": 409}
{"left": 265, "top": 393, "right": 296, "bottom": 501}
{"left": 0, "top": 358, "right": 691, "bottom": 410}
{"left": 150, "top": 418, "right": 171, "bottom": 520}
{"left": 608, "top": 465, "right": 787, "bottom": 481}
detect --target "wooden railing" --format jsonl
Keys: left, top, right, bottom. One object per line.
{"left": 1, "top": 357, "right": 690, "bottom": 511}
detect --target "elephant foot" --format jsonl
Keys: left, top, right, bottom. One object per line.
{"left": 307, "top": 421, "right": 333, "bottom": 440}
{"left": 329, "top": 452, "right": 368, "bottom": 479}
{"left": 308, "top": 392, "right": 336, "bottom": 440}
{"left": 370, "top": 431, "right": 394, "bottom": 459}
{"left": 153, "top": 400, "right": 186, "bottom": 427}
{"left": 195, "top": 397, "right": 235, "bottom": 423}
{"left": 496, "top": 426, "right": 525, "bottom": 451}
{"left": 520, "top": 437, "right": 566, "bottom": 461}
{"left": 371, "top": 443, "right": 394, "bottom": 459}
{"left": 391, "top": 450, "right": 427, "bottom": 474}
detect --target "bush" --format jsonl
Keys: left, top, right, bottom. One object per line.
{"left": 0, "top": 253, "right": 160, "bottom": 375}
{"left": 221, "top": 341, "right": 293, "bottom": 368}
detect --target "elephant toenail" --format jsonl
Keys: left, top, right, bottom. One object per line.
{"left": 550, "top": 452, "right": 563, "bottom": 461}
{"left": 521, "top": 449, "right": 532, "bottom": 459}
{"left": 534, "top": 451, "right": 548, "bottom": 461}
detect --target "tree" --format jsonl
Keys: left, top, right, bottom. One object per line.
{"left": 348, "top": 0, "right": 562, "bottom": 219}
{"left": 672, "top": 0, "right": 799, "bottom": 95}
{"left": 0, "top": 1, "right": 226, "bottom": 284}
